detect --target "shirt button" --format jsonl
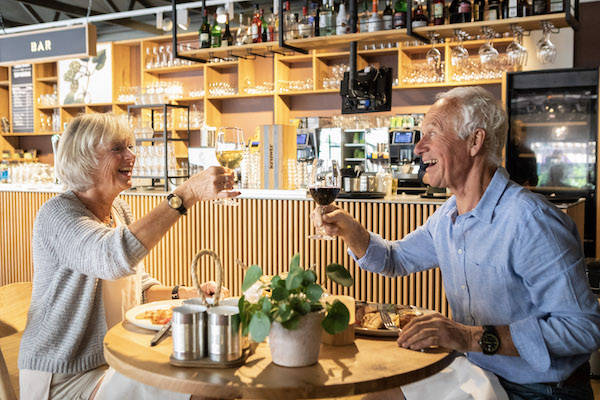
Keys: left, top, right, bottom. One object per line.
{"left": 458, "top": 249, "right": 463, "bottom": 255}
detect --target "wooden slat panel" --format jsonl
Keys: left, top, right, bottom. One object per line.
{"left": 0, "top": 192, "right": 449, "bottom": 316}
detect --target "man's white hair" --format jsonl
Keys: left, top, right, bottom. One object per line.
{"left": 437, "top": 86, "right": 508, "bottom": 167}
{"left": 55, "top": 113, "right": 132, "bottom": 191}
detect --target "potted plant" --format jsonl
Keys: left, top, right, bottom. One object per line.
{"left": 238, "top": 254, "right": 354, "bottom": 367}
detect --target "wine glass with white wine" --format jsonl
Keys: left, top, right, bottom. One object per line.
{"left": 214, "top": 127, "right": 245, "bottom": 206}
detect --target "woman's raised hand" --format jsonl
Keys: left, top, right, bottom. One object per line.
{"left": 178, "top": 166, "right": 240, "bottom": 206}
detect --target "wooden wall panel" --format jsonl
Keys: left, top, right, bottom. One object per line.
{"left": 0, "top": 191, "right": 449, "bottom": 316}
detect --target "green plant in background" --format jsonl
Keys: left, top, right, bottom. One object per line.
{"left": 238, "top": 254, "right": 354, "bottom": 343}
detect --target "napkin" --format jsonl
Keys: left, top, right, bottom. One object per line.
{"left": 401, "top": 355, "right": 509, "bottom": 400}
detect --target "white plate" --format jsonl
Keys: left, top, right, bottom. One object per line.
{"left": 125, "top": 300, "right": 183, "bottom": 331}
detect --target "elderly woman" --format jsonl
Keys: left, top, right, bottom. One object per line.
{"left": 18, "top": 113, "right": 236, "bottom": 400}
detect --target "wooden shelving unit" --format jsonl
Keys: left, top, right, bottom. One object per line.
{"left": 0, "top": 13, "right": 573, "bottom": 158}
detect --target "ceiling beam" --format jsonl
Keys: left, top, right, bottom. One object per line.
{"left": 0, "top": 17, "right": 25, "bottom": 28}
{"left": 53, "top": 11, "right": 60, "bottom": 21}
{"left": 102, "top": 0, "right": 120, "bottom": 13}
{"left": 135, "top": 0, "right": 154, "bottom": 8}
{"left": 16, "top": 0, "right": 162, "bottom": 34}
{"left": 20, "top": 4, "right": 45, "bottom": 23}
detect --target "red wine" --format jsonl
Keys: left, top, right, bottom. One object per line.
{"left": 309, "top": 187, "right": 340, "bottom": 205}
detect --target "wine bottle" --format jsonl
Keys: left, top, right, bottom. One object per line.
{"left": 319, "top": 0, "right": 334, "bottom": 36}
{"left": 261, "top": 8, "right": 268, "bottom": 42}
{"left": 298, "top": 2, "right": 313, "bottom": 38}
{"left": 472, "top": 0, "right": 484, "bottom": 20}
{"left": 252, "top": 4, "right": 261, "bottom": 43}
{"left": 383, "top": 0, "right": 394, "bottom": 30}
{"left": 485, "top": 0, "right": 501, "bottom": 19}
{"left": 199, "top": 6, "right": 210, "bottom": 48}
{"left": 393, "top": 0, "right": 407, "bottom": 28}
{"left": 368, "top": 0, "right": 383, "bottom": 31}
{"left": 412, "top": 2, "right": 428, "bottom": 27}
{"left": 432, "top": 0, "right": 444, "bottom": 25}
{"left": 210, "top": 14, "right": 222, "bottom": 48}
{"left": 337, "top": 1, "right": 348, "bottom": 35}
{"left": 458, "top": 0, "right": 472, "bottom": 22}
{"left": 314, "top": 2, "right": 321, "bottom": 36}
{"left": 359, "top": 0, "right": 369, "bottom": 32}
{"left": 222, "top": 14, "right": 233, "bottom": 47}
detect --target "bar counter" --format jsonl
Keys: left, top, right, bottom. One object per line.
{"left": 0, "top": 185, "right": 585, "bottom": 318}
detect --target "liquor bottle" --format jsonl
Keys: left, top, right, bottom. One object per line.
{"left": 314, "top": 2, "right": 321, "bottom": 36}
{"left": 222, "top": 13, "right": 233, "bottom": 46}
{"left": 298, "top": 2, "right": 313, "bottom": 38}
{"left": 458, "top": 0, "right": 472, "bottom": 22}
{"left": 549, "top": 0, "right": 563, "bottom": 12}
{"left": 501, "top": 0, "right": 509, "bottom": 18}
{"left": 472, "top": 0, "right": 484, "bottom": 20}
{"left": 532, "top": 0, "right": 547, "bottom": 14}
{"left": 383, "top": 0, "right": 394, "bottom": 30}
{"left": 393, "top": 0, "right": 407, "bottom": 28}
{"left": 485, "top": 0, "right": 501, "bottom": 19}
{"left": 272, "top": 0, "right": 280, "bottom": 40}
{"left": 252, "top": 4, "right": 261, "bottom": 43}
{"left": 432, "top": 0, "right": 444, "bottom": 25}
{"left": 368, "top": 0, "right": 383, "bottom": 32}
{"left": 412, "top": 2, "right": 428, "bottom": 27}
{"left": 199, "top": 6, "right": 210, "bottom": 48}
{"left": 210, "top": 14, "right": 222, "bottom": 48}
{"left": 319, "top": 0, "right": 334, "bottom": 36}
{"left": 267, "top": 7, "right": 276, "bottom": 41}
{"left": 359, "top": 0, "right": 369, "bottom": 32}
{"left": 336, "top": 1, "right": 348, "bottom": 35}
{"left": 519, "top": 0, "right": 530, "bottom": 16}
{"left": 261, "top": 8, "right": 268, "bottom": 42}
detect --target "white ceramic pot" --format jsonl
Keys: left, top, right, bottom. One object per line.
{"left": 268, "top": 311, "right": 324, "bottom": 367}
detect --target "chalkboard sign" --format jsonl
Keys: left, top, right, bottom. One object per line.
{"left": 11, "top": 64, "right": 34, "bottom": 133}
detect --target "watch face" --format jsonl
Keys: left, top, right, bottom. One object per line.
{"left": 169, "top": 195, "right": 183, "bottom": 209}
{"left": 480, "top": 332, "right": 500, "bottom": 355}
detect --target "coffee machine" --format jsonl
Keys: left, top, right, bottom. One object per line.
{"left": 389, "top": 129, "right": 425, "bottom": 194}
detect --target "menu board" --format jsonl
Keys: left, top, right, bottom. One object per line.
{"left": 11, "top": 64, "right": 34, "bottom": 133}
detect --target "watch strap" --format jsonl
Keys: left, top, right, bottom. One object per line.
{"left": 171, "top": 285, "right": 180, "bottom": 300}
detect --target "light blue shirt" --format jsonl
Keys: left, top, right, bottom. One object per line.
{"left": 351, "top": 168, "right": 600, "bottom": 384}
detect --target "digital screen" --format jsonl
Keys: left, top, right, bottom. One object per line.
{"left": 393, "top": 131, "right": 414, "bottom": 144}
{"left": 297, "top": 133, "right": 308, "bottom": 145}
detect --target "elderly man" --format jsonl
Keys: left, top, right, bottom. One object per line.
{"left": 315, "top": 86, "right": 600, "bottom": 399}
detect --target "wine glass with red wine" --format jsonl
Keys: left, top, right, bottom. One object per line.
{"left": 308, "top": 159, "right": 341, "bottom": 240}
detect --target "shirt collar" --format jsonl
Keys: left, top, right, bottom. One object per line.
{"left": 469, "top": 167, "right": 510, "bottom": 224}
{"left": 443, "top": 167, "right": 510, "bottom": 224}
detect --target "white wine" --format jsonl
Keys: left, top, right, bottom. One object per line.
{"left": 216, "top": 150, "right": 243, "bottom": 169}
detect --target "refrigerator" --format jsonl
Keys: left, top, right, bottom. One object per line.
{"left": 505, "top": 68, "right": 599, "bottom": 256}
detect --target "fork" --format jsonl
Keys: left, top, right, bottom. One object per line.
{"left": 379, "top": 310, "right": 399, "bottom": 331}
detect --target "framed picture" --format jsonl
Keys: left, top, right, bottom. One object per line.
{"left": 58, "top": 42, "right": 111, "bottom": 105}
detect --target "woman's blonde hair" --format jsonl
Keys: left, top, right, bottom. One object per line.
{"left": 55, "top": 113, "right": 133, "bottom": 191}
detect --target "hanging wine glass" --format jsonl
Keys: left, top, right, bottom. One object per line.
{"left": 479, "top": 27, "right": 499, "bottom": 66}
{"left": 507, "top": 25, "right": 528, "bottom": 69}
{"left": 537, "top": 21, "right": 557, "bottom": 65}
{"left": 425, "top": 32, "right": 441, "bottom": 70}
{"left": 451, "top": 30, "right": 469, "bottom": 67}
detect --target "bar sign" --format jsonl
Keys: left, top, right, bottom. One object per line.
{"left": 0, "top": 24, "right": 96, "bottom": 66}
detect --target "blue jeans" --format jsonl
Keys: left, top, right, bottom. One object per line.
{"left": 498, "top": 377, "right": 594, "bottom": 400}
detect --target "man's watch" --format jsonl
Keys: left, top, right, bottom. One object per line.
{"left": 478, "top": 325, "right": 501, "bottom": 355}
{"left": 167, "top": 193, "right": 187, "bottom": 215}
{"left": 171, "top": 285, "right": 180, "bottom": 300}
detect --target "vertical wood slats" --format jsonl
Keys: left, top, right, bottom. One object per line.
{"left": 0, "top": 192, "right": 449, "bottom": 316}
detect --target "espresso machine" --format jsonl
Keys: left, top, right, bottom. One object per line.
{"left": 389, "top": 129, "right": 425, "bottom": 194}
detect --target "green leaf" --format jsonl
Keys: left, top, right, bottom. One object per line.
{"left": 238, "top": 296, "right": 245, "bottom": 315}
{"left": 261, "top": 298, "right": 272, "bottom": 314}
{"left": 302, "top": 269, "right": 317, "bottom": 285}
{"left": 325, "top": 263, "right": 354, "bottom": 287}
{"left": 321, "top": 300, "right": 350, "bottom": 335}
{"left": 64, "top": 93, "right": 76, "bottom": 104}
{"left": 306, "top": 283, "right": 323, "bottom": 302}
{"left": 289, "top": 253, "right": 301, "bottom": 271}
{"left": 271, "top": 275, "right": 282, "bottom": 288}
{"left": 242, "top": 265, "right": 262, "bottom": 292}
{"left": 285, "top": 267, "right": 304, "bottom": 291}
{"left": 278, "top": 302, "right": 292, "bottom": 322}
{"left": 271, "top": 285, "right": 288, "bottom": 301}
{"left": 281, "top": 314, "right": 300, "bottom": 330}
{"left": 94, "top": 49, "right": 106, "bottom": 70}
{"left": 249, "top": 312, "right": 271, "bottom": 343}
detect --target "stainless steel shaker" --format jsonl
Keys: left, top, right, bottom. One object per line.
{"left": 182, "top": 298, "right": 208, "bottom": 358}
{"left": 207, "top": 306, "right": 242, "bottom": 362}
{"left": 171, "top": 305, "right": 201, "bottom": 361}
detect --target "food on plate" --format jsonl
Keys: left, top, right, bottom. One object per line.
{"left": 136, "top": 307, "right": 174, "bottom": 325}
{"left": 356, "top": 303, "right": 420, "bottom": 330}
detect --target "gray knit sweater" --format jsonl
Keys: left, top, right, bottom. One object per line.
{"left": 18, "top": 190, "right": 156, "bottom": 374}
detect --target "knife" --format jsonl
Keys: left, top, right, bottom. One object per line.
{"left": 150, "top": 320, "right": 172, "bottom": 347}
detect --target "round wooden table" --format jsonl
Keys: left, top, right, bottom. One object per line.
{"left": 104, "top": 321, "right": 456, "bottom": 399}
